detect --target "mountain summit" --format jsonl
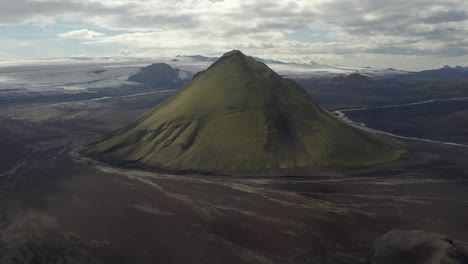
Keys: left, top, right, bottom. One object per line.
{"left": 84, "top": 50, "right": 401, "bottom": 175}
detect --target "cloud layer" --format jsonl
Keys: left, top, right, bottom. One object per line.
{"left": 1, "top": 0, "right": 468, "bottom": 69}
{"left": 58, "top": 29, "right": 105, "bottom": 40}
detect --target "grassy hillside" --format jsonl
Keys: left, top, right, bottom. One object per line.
{"left": 85, "top": 50, "right": 402, "bottom": 175}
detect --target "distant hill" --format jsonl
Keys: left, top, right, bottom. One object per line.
{"left": 406, "top": 65, "right": 468, "bottom": 80}
{"left": 85, "top": 50, "right": 401, "bottom": 176}
{"left": 128, "top": 63, "right": 188, "bottom": 88}
{"left": 329, "top": 73, "right": 370, "bottom": 84}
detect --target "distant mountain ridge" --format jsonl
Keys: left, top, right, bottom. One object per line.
{"left": 136, "top": 57, "right": 468, "bottom": 84}
{"left": 407, "top": 65, "right": 468, "bottom": 80}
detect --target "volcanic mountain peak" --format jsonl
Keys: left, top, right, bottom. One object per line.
{"left": 224, "top": 49, "right": 242, "bottom": 56}
{"left": 214, "top": 49, "right": 276, "bottom": 76}
{"left": 85, "top": 50, "right": 402, "bottom": 176}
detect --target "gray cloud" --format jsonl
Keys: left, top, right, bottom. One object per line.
{"left": 1, "top": 0, "right": 468, "bottom": 67}
{"left": 0, "top": 0, "right": 197, "bottom": 29}
{"left": 312, "top": 0, "right": 468, "bottom": 57}
{"left": 0, "top": 0, "right": 83, "bottom": 24}
{"left": 422, "top": 10, "right": 468, "bottom": 24}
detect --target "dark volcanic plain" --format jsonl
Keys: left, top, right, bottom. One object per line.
{"left": 345, "top": 99, "right": 468, "bottom": 145}
{"left": 0, "top": 80, "right": 468, "bottom": 263}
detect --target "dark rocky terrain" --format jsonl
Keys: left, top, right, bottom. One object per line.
{"left": 345, "top": 99, "right": 468, "bottom": 145}
{"left": 0, "top": 81, "right": 467, "bottom": 263}
{"left": 374, "top": 230, "right": 468, "bottom": 264}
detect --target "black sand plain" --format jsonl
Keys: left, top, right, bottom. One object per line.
{"left": 0, "top": 87, "right": 467, "bottom": 263}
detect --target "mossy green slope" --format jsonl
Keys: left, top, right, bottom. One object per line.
{"left": 85, "top": 50, "right": 402, "bottom": 175}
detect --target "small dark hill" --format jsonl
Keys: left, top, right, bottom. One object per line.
{"left": 128, "top": 63, "right": 187, "bottom": 88}
{"left": 85, "top": 50, "right": 401, "bottom": 176}
{"left": 330, "top": 73, "right": 369, "bottom": 84}
{"left": 347, "top": 73, "right": 369, "bottom": 81}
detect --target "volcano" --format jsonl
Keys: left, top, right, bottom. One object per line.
{"left": 84, "top": 50, "right": 401, "bottom": 175}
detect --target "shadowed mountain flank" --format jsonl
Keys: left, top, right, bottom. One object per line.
{"left": 84, "top": 50, "right": 402, "bottom": 175}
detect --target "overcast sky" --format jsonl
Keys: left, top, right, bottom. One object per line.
{"left": 0, "top": 0, "right": 467, "bottom": 70}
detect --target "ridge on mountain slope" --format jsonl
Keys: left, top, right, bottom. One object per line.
{"left": 84, "top": 50, "right": 402, "bottom": 176}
